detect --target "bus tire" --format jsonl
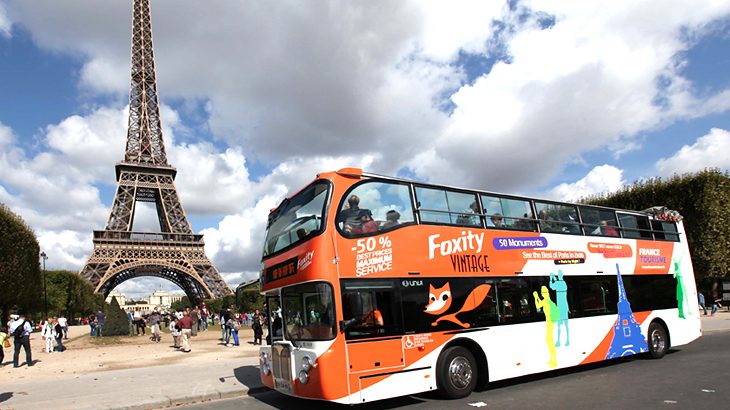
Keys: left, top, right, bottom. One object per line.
{"left": 648, "top": 322, "right": 668, "bottom": 359}
{"left": 437, "top": 346, "right": 477, "bottom": 399}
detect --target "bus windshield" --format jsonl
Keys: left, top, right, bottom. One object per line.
{"left": 282, "top": 282, "right": 336, "bottom": 342}
{"left": 263, "top": 181, "right": 329, "bottom": 257}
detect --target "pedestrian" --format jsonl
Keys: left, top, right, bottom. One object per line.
{"left": 177, "top": 311, "right": 193, "bottom": 353}
{"left": 54, "top": 319, "right": 65, "bottom": 352}
{"left": 219, "top": 308, "right": 227, "bottom": 341}
{"left": 41, "top": 317, "right": 55, "bottom": 353}
{"left": 88, "top": 313, "right": 97, "bottom": 336}
{"left": 169, "top": 314, "right": 181, "bottom": 349}
{"left": 148, "top": 309, "right": 162, "bottom": 343}
{"left": 95, "top": 310, "right": 106, "bottom": 337}
{"left": 58, "top": 314, "right": 69, "bottom": 339}
{"left": 0, "top": 325, "right": 9, "bottom": 368}
{"left": 712, "top": 296, "right": 722, "bottom": 316}
{"left": 134, "top": 308, "right": 146, "bottom": 336}
{"left": 699, "top": 292, "right": 707, "bottom": 315}
{"left": 200, "top": 303, "right": 209, "bottom": 331}
{"left": 9, "top": 314, "right": 33, "bottom": 367}
{"left": 222, "top": 307, "right": 233, "bottom": 345}
{"left": 252, "top": 309, "right": 263, "bottom": 345}
{"left": 191, "top": 306, "right": 199, "bottom": 337}
{"left": 127, "top": 309, "right": 135, "bottom": 336}
{"left": 231, "top": 313, "right": 241, "bottom": 346}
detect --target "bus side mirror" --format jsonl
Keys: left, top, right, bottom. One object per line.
{"left": 339, "top": 320, "right": 346, "bottom": 332}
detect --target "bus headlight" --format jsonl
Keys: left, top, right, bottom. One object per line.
{"left": 298, "top": 369, "right": 309, "bottom": 384}
{"left": 301, "top": 355, "right": 312, "bottom": 371}
{"left": 260, "top": 352, "right": 271, "bottom": 376}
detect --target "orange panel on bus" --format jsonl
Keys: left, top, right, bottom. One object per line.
{"left": 347, "top": 338, "right": 404, "bottom": 373}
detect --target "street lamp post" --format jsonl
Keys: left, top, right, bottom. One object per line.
{"left": 40, "top": 251, "right": 48, "bottom": 318}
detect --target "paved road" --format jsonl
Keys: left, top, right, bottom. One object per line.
{"left": 180, "top": 331, "right": 730, "bottom": 410}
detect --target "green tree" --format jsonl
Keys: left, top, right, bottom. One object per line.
{"left": 585, "top": 168, "right": 730, "bottom": 288}
{"left": 171, "top": 296, "right": 191, "bottom": 312}
{"left": 0, "top": 203, "right": 42, "bottom": 322}
{"left": 103, "top": 296, "right": 131, "bottom": 336}
{"left": 44, "top": 270, "right": 98, "bottom": 321}
{"left": 237, "top": 287, "right": 265, "bottom": 312}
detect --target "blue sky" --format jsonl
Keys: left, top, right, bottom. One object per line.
{"left": 1, "top": 1, "right": 729, "bottom": 297}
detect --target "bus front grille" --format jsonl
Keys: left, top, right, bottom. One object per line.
{"left": 272, "top": 344, "right": 292, "bottom": 393}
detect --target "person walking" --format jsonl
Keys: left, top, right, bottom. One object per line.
{"left": 699, "top": 292, "right": 708, "bottom": 315}
{"left": 169, "top": 314, "right": 181, "bottom": 349}
{"left": 231, "top": 313, "right": 241, "bottom": 346}
{"left": 95, "top": 310, "right": 106, "bottom": 337}
{"left": 41, "top": 317, "right": 55, "bottom": 353}
{"left": 9, "top": 314, "right": 33, "bottom": 367}
{"left": 177, "top": 311, "right": 193, "bottom": 353}
{"left": 0, "top": 325, "right": 9, "bottom": 367}
{"left": 54, "top": 319, "right": 65, "bottom": 352}
{"left": 252, "top": 309, "right": 263, "bottom": 345}
{"left": 88, "top": 313, "right": 97, "bottom": 336}
{"left": 127, "top": 309, "right": 135, "bottom": 336}
{"left": 191, "top": 306, "right": 199, "bottom": 337}
{"left": 58, "top": 314, "right": 68, "bottom": 339}
{"left": 200, "top": 303, "right": 209, "bottom": 331}
{"left": 148, "top": 309, "right": 162, "bottom": 343}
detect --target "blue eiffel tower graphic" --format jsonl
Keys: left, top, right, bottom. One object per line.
{"left": 606, "top": 263, "right": 648, "bottom": 359}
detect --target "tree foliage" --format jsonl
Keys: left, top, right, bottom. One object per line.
{"left": 0, "top": 203, "right": 42, "bottom": 322}
{"left": 203, "top": 294, "right": 237, "bottom": 315}
{"left": 45, "top": 270, "right": 100, "bottom": 321}
{"left": 170, "top": 296, "right": 191, "bottom": 312}
{"left": 237, "top": 287, "right": 265, "bottom": 313}
{"left": 585, "top": 168, "right": 730, "bottom": 287}
{"left": 104, "top": 296, "right": 131, "bottom": 336}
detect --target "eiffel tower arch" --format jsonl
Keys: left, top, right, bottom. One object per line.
{"left": 80, "top": 0, "right": 231, "bottom": 304}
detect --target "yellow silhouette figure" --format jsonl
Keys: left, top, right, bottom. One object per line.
{"left": 533, "top": 286, "right": 559, "bottom": 368}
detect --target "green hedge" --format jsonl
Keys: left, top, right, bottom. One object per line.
{"left": 584, "top": 168, "right": 729, "bottom": 286}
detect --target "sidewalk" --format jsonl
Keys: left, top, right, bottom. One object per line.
{"left": 1, "top": 312, "right": 728, "bottom": 410}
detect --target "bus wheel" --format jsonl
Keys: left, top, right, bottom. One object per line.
{"left": 648, "top": 322, "right": 668, "bottom": 359}
{"left": 437, "top": 346, "right": 477, "bottom": 399}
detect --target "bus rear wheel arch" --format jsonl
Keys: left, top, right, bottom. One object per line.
{"left": 436, "top": 346, "right": 478, "bottom": 399}
{"left": 647, "top": 320, "right": 669, "bottom": 359}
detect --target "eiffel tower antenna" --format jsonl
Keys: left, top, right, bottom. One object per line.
{"left": 80, "top": 0, "right": 232, "bottom": 304}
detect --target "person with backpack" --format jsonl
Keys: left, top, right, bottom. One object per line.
{"left": 9, "top": 314, "right": 33, "bottom": 368}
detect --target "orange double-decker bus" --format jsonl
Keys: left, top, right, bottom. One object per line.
{"left": 257, "top": 168, "right": 701, "bottom": 404}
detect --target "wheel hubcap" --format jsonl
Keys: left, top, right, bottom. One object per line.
{"left": 448, "top": 356, "right": 473, "bottom": 389}
{"left": 651, "top": 329, "right": 665, "bottom": 352}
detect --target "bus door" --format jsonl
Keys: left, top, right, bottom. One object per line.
{"left": 341, "top": 280, "right": 404, "bottom": 400}
{"left": 266, "top": 295, "right": 283, "bottom": 345}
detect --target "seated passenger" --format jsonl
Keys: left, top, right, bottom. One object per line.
{"left": 381, "top": 210, "right": 401, "bottom": 229}
{"left": 592, "top": 220, "right": 618, "bottom": 237}
{"left": 338, "top": 195, "right": 362, "bottom": 233}
{"left": 490, "top": 213, "right": 505, "bottom": 228}
{"left": 456, "top": 201, "right": 480, "bottom": 226}
{"left": 352, "top": 210, "right": 378, "bottom": 234}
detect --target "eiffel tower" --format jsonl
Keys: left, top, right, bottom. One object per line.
{"left": 80, "top": 0, "right": 231, "bottom": 304}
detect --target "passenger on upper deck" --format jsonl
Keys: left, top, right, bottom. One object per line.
{"left": 456, "top": 201, "right": 480, "bottom": 226}
{"left": 381, "top": 210, "right": 401, "bottom": 229}
{"left": 339, "top": 195, "right": 364, "bottom": 233}
{"left": 355, "top": 210, "right": 379, "bottom": 234}
{"left": 490, "top": 213, "right": 505, "bottom": 228}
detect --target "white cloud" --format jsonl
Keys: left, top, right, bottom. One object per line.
{"left": 4, "top": 0, "right": 730, "bottom": 292}
{"left": 0, "top": 3, "right": 11, "bottom": 38}
{"left": 655, "top": 128, "right": 730, "bottom": 176}
{"left": 546, "top": 165, "right": 625, "bottom": 202}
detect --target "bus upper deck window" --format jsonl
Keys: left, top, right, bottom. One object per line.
{"left": 415, "top": 187, "right": 481, "bottom": 227}
{"left": 338, "top": 181, "right": 414, "bottom": 237}
{"left": 481, "top": 195, "right": 536, "bottom": 231}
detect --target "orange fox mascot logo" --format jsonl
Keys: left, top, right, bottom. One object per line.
{"left": 424, "top": 282, "right": 491, "bottom": 328}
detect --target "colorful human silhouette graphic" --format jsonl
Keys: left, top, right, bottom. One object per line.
{"left": 549, "top": 270, "right": 570, "bottom": 347}
{"left": 673, "top": 259, "right": 689, "bottom": 319}
{"left": 606, "top": 264, "right": 648, "bottom": 359}
{"left": 533, "top": 285, "right": 559, "bottom": 367}
{"left": 425, "top": 282, "right": 491, "bottom": 328}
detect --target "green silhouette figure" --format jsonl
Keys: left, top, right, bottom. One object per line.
{"left": 673, "top": 260, "right": 688, "bottom": 319}
{"left": 533, "top": 286, "right": 559, "bottom": 368}
{"left": 549, "top": 270, "right": 570, "bottom": 347}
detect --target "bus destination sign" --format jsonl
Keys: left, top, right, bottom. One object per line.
{"left": 264, "top": 257, "right": 298, "bottom": 283}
